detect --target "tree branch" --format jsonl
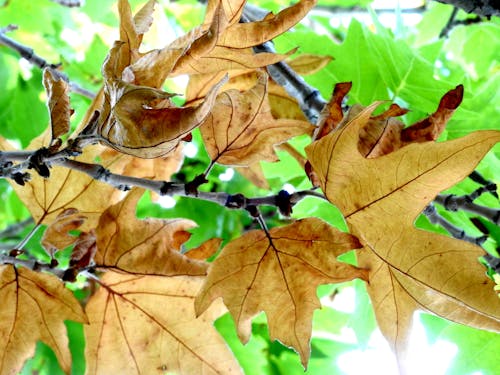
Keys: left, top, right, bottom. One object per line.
{"left": 423, "top": 203, "right": 487, "bottom": 245}
{"left": 0, "top": 25, "right": 95, "bottom": 99}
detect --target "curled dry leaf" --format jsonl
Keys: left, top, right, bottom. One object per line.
{"left": 0, "top": 265, "right": 86, "bottom": 375}
{"left": 84, "top": 271, "right": 242, "bottom": 375}
{"left": 42, "top": 68, "right": 71, "bottom": 141}
{"left": 195, "top": 217, "right": 366, "bottom": 367}
{"left": 305, "top": 102, "right": 500, "bottom": 366}
{"left": 41, "top": 208, "right": 86, "bottom": 257}
{"left": 200, "top": 72, "right": 314, "bottom": 166}
{"left": 98, "top": 43, "right": 227, "bottom": 158}
{"left": 95, "top": 188, "right": 207, "bottom": 276}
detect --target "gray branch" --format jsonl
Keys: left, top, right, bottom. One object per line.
{"left": 0, "top": 25, "right": 95, "bottom": 99}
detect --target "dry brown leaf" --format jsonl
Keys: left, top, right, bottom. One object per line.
{"left": 195, "top": 217, "right": 366, "bottom": 367}
{"left": 42, "top": 68, "right": 71, "bottom": 141}
{"left": 171, "top": 0, "right": 313, "bottom": 76}
{"left": 95, "top": 188, "right": 207, "bottom": 276}
{"left": 268, "top": 81, "right": 308, "bottom": 121}
{"left": 355, "top": 85, "right": 463, "bottom": 158}
{"left": 313, "top": 82, "right": 352, "bottom": 141}
{"left": 200, "top": 72, "right": 314, "bottom": 166}
{"left": 69, "top": 230, "right": 97, "bottom": 269}
{"left": 305, "top": 103, "right": 500, "bottom": 364}
{"left": 84, "top": 271, "right": 242, "bottom": 375}
{"left": 0, "top": 265, "right": 86, "bottom": 375}
{"left": 98, "top": 46, "right": 227, "bottom": 158}
{"left": 216, "top": 0, "right": 316, "bottom": 49}
{"left": 286, "top": 54, "right": 333, "bottom": 76}
{"left": 185, "top": 238, "right": 222, "bottom": 260}
{"left": 41, "top": 208, "right": 86, "bottom": 257}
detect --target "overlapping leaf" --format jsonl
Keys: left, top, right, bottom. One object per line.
{"left": 0, "top": 265, "right": 86, "bottom": 375}
{"left": 95, "top": 188, "right": 207, "bottom": 276}
{"left": 200, "top": 72, "right": 314, "bottom": 166}
{"left": 195, "top": 217, "right": 366, "bottom": 366}
{"left": 85, "top": 271, "right": 242, "bottom": 375}
{"left": 305, "top": 101, "right": 500, "bottom": 365}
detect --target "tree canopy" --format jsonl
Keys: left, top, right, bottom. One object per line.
{"left": 0, "top": 0, "right": 499, "bottom": 374}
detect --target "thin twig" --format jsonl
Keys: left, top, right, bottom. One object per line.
{"left": 0, "top": 25, "right": 95, "bottom": 99}
{"left": 0, "top": 217, "right": 34, "bottom": 239}
{"left": 240, "top": 11, "right": 326, "bottom": 123}
{"left": 423, "top": 204, "right": 487, "bottom": 245}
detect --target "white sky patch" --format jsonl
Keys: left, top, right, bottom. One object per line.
{"left": 282, "top": 183, "right": 296, "bottom": 194}
{"left": 219, "top": 168, "right": 234, "bottom": 182}
{"left": 321, "top": 286, "right": 356, "bottom": 313}
{"left": 156, "top": 195, "right": 176, "bottom": 209}
{"left": 182, "top": 142, "right": 198, "bottom": 158}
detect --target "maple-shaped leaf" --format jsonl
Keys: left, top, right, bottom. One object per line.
{"left": 0, "top": 265, "right": 86, "bottom": 375}
{"left": 84, "top": 270, "right": 242, "bottom": 375}
{"left": 195, "top": 217, "right": 366, "bottom": 367}
{"left": 305, "top": 104, "right": 500, "bottom": 364}
{"left": 200, "top": 72, "right": 314, "bottom": 166}
{"left": 95, "top": 188, "right": 207, "bottom": 276}
{"left": 42, "top": 68, "right": 71, "bottom": 141}
{"left": 0, "top": 135, "right": 126, "bottom": 231}
{"left": 41, "top": 208, "right": 86, "bottom": 257}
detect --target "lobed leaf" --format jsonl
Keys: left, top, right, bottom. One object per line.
{"left": 0, "top": 265, "right": 86, "bottom": 375}
{"left": 84, "top": 271, "right": 242, "bottom": 375}
{"left": 305, "top": 100, "right": 500, "bottom": 368}
{"left": 195, "top": 217, "right": 366, "bottom": 367}
{"left": 95, "top": 188, "right": 208, "bottom": 276}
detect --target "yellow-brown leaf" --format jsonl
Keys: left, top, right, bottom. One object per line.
{"left": 305, "top": 101, "right": 500, "bottom": 365}
{"left": 200, "top": 72, "right": 314, "bottom": 166}
{"left": 0, "top": 265, "right": 86, "bottom": 375}
{"left": 84, "top": 271, "right": 242, "bottom": 375}
{"left": 95, "top": 188, "right": 207, "bottom": 276}
{"left": 195, "top": 217, "right": 366, "bottom": 367}
{"left": 287, "top": 54, "right": 333, "bottom": 76}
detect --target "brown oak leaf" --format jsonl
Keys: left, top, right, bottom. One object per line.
{"left": 84, "top": 271, "right": 242, "bottom": 375}
{"left": 200, "top": 72, "right": 314, "bottom": 166}
{"left": 0, "top": 265, "right": 86, "bottom": 375}
{"left": 195, "top": 217, "right": 366, "bottom": 367}
{"left": 305, "top": 103, "right": 500, "bottom": 368}
{"left": 95, "top": 188, "right": 207, "bottom": 276}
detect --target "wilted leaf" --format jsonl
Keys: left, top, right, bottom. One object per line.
{"left": 355, "top": 85, "right": 464, "bottom": 158}
{"left": 305, "top": 102, "right": 500, "bottom": 365}
{"left": 314, "top": 82, "right": 352, "bottom": 141}
{"left": 84, "top": 271, "right": 242, "bottom": 375}
{"left": 42, "top": 68, "right": 71, "bottom": 141}
{"left": 95, "top": 188, "right": 207, "bottom": 276}
{"left": 98, "top": 50, "right": 227, "bottom": 158}
{"left": 200, "top": 72, "right": 314, "bottom": 166}
{"left": 0, "top": 265, "right": 86, "bottom": 375}
{"left": 41, "top": 208, "right": 86, "bottom": 257}
{"left": 195, "top": 217, "right": 366, "bottom": 366}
